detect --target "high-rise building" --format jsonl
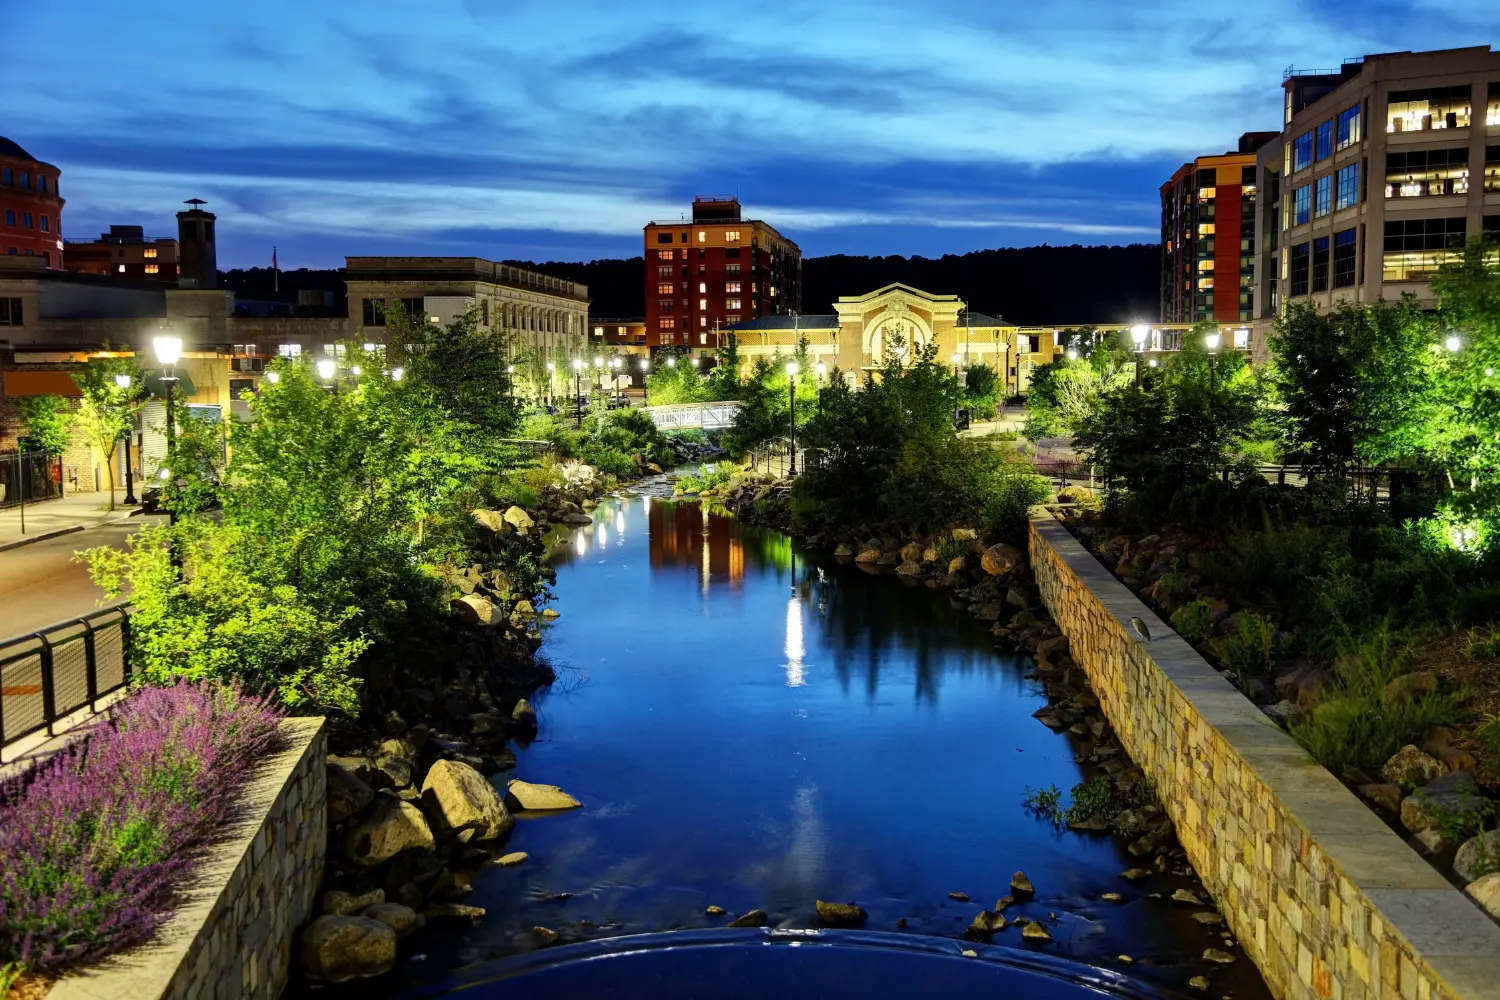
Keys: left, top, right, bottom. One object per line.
{"left": 1160, "top": 132, "right": 1279, "bottom": 324}
{"left": 64, "top": 225, "right": 180, "bottom": 282}
{"left": 643, "top": 197, "right": 801, "bottom": 354}
{"left": 0, "top": 136, "right": 64, "bottom": 265}
{"left": 1254, "top": 46, "right": 1500, "bottom": 321}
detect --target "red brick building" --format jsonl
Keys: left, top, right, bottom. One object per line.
{"left": 643, "top": 197, "right": 801, "bottom": 352}
{"left": 0, "top": 136, "right": 64, "bottom": 265}
{"left": 64, "top": 225, "right": 180, "bottom": 282}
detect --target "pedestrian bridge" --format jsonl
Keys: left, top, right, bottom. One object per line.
{"left": 643, "top": 401, "right": 741, "bottom": 431}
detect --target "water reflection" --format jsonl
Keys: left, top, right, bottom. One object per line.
{"left": 645, "top": 500, "right": 745, "bottom": 590}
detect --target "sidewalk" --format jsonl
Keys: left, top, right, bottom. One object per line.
{"left": 0, "top": 492, "right": 144, "bottom": 551}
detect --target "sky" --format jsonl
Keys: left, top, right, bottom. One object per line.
{"left": 4, "top": 0, "right": 1499, "bottom": 269}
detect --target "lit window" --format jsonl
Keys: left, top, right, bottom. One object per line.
{"left": 117, "top": 264, "right": 126, "bottom": 272}
{"left": 1384, "top": 148, "right": 1468, "bottom": 198}
{"left": 1382, "top": 217, "right": 1467, "bottom": 281}
{"left": 1198, "top": 187, "right": 1215, "bottom": 201}
{"left": 658, "top": 283, "right": 674, "bottom": 295}
{"left": 725, "top": 230, "right": 741, "bottom": 242}
{"left": 725, "top": 281, "right": 741, "bottom": 293}
{"left": 144, "top": 248, "right": 158, "bottom": 259}
{"left": 1387, "top": 85, "right": 1472, "bottom": 132}
{"left": 699, "top": 298, "right": 707, "bottom": 310}
{"left": 700, "top": 316, "right": 707, "bottom": 327}
{"left": 1197, "top": 259, "right": 1215, "bottom": 272}
{"left": 726, "top": 298, "right": 741, "bottom": 310}
{"left": 594, "top": 326, "right": 603, "bottom": 335}
{"left": 698, "top": 282, "right": 706, "bottom": 293}
{"left": 144, "top": 264, "right": 159, "bottom": 274}
{"left": 700, "top": 333, "right": 708, "bottom": 344}
{"left": 1197, "top": 277, "right": 1214, "bottom": 291}
{"left": 657, "top": 250, "right": 674, "bottom": 260}
{"left": 769, "top": 286, "right": 776, "bottom": 297}
{"left": 1198, "top": 223, "right": 1215, "bottom": 238}
{"left": 618, "top": 326, "right": 626, "bottom": 335}
{"left": 660, "top": 317, "right": 676, "bottom": 330}
{"left": 697, "top": 231, "right": 706, "bottom": 243}
{"left": 278, "top": 343, "right": 303, "bottom": 357}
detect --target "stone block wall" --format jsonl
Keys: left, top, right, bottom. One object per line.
{"left": 50, "top": 716, "right": 326, "bottom": 1000}
{"left": 1028, "top": 512, "right": 1500, "bottom": 1000}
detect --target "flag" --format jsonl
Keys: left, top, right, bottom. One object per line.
{"left": 272, "top": 246, "right": 278, "bottom": 270}
{"left": 272, "top": 246, "right": 279, "bottom": 293}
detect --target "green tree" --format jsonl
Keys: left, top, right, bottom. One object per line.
{"left": 16, "top": 394, "right": 71, "bottom": 456}
{"left": 1430, "top": 234, "right": 1500, "bottom": 520}
{"left": 71, "top": 351, "right": 145, "bottom": 510}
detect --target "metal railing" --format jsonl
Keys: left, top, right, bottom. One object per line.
{"left": 644, "top": 401, "right": 743, "bottom": 431}
{"left": 1030, "top": 460, "right": 1430, "bottom": 504}
{"left": 1, "top": 606, "right": 131, "bottom": 760}
{"left": 0, "top": 450, "right": 63, "bottom": 509}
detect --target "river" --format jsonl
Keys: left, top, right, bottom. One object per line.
{"left": 362, "top": 492, "right": 1271, "bottom": 999}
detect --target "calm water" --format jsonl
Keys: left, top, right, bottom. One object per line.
{"left": 355, "top": 495, "right": 1269, "bottom": 999}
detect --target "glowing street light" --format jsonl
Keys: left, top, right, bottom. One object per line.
{"left": 113, "top": 373, "right": 137, "bottom": 505}
{"left": 152, "top": 334, "right": 183, "bottom": 526}
{"left": 666, "top": 356, "right": 677, "bottom": 368}
{"left": 316, "top": 358, "right": 336, "bottom": 381}
{"left": 1129, "top": 324, "right": 1150, "bottom": 385}
{"left": 1205, "top": 331, "right": 1221, "bottom": 389}
{"left": 265, "top": 370, "right": 281, "bottom": 384}
{"left": 786, "top": 361, "right": 799, "bottom": 475}
{"left": 390, "top": 367, "right": 403, "bottom": 382}
{"left": 1446, "top": 335, "right": 1462, "bottom": 353}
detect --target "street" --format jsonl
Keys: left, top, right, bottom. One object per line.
{"left": 0, "top": 519, "right": 158, "bottom": 642}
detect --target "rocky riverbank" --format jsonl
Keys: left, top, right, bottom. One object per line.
{"left": 299, "top": 460, "right": 612, "bottom": 983}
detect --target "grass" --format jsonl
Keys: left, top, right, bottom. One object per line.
{"left": 1021, "top": 785, "right": 1063, "bottom": 825}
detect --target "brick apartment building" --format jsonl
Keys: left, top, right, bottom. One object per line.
{"left": 0, "top": 135, "right": 64, "bottom": 266}
{"left": 643, "top": 197, "right": 801, "bottom": 353}
{"left": 64, "top": 225, "right": 180, "bottom": 282}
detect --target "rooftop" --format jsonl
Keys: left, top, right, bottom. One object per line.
{"left": 343, "top": 256, "right": 587, "bottom": 301}
{"left": 0, "top": 135, "right": 38, "bottom": 161}
{"left": 728, "top": 314, "right": 838, "bottom": 331}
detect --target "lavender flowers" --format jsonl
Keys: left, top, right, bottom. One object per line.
{"left": 0, "top": 680, "right": 286, "bottom": 976}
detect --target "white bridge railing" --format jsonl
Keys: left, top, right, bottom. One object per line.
{"left": 643, "top": 401, "right": 742, "bottom": 430}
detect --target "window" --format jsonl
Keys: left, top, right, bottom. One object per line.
{"left": 657, "top": 249, "right": 674, "bottom": 260}
{"left": 1488, "top": 146, "right": 1500, "bottom": 192}
{"left": 660, "top": 317, "right": 675, "bottom": 330}
{"left": 594, "top": 326, "right": 603, "bottom": 336}
{"left": 726, "top": 298, "right": 741, "bottom": 310}
{"left": 726, "top": 314, "right": 740, "bottom": 324}
{"left": 40, "top": 216, "right": 48, "bottom": 232}
{"left": 1333, "top": 229, "right": 1357, "bottom": 288}
{"left": 1293, "top": 184, "right": 1311, "bottom": 225}
{"left": 656, "top": 232, "right": 674, "bottom": 244}
{"left": 698, "top": 298, "right": 707, "bottom": 310}
{"left": 1337, "top": 105, "right": 1362, "bottom": 149}
{"left": 145, "top": 248, "right": 158, "bottom": 259}
{"left": 1314, "top": 175, "right": 1332, "bottom": 217}
{"left": 1336, "top": 164, "right": 1359, "bottom": 209}
{"left": 1316, "top": 120, "right": 1334, "bottom": 161}
{"left": 658, "top": 299, "right": 674, "bottom": 312}
{"left": 656, "top": 265, "right": 672, "bottom": 278}
{"left": 399, "top": 297, "right": 423, "bottom": 318}
{"left": 725, "top": 281, "right": 741, "bottom": 293}
{"left": 680, "top": 232, "right": 688, "bottom": 243}
{"left": 0, "top": 168, "right": 10, "bottom": 185}
{"left": 4, "top": 248, "right": 14, "bottom": 255}
{"left": 699, "top": 316, "right": 707, "bottom": 327}
{"left": 1382, "top": 217, "right": 1467, "bottom": 281}
{"left": 1387, "top": 85, "right": 1472, "bottom": 132}
{"left": 21, "top": 213, "right": 32, "bottom": 229}
{"left": 37, "top": 176, "right": 46, "bottom": 193}
{"left": 657, "top": 282, "right": 674, "bottom": 295}
{"left": 726, "top": 263, "right": 741, "bottom": 274}
{"left": 116, "top": 263, "right": 125, "bottom": 272}
{"left": 145, "top": 263, "right": 159, "bottom": 274}
{"left": 3, "top": 210, "right": 12, "bottom": 226}
{"left": 1312, "top": 236, "right": 1330, "bottom": 292}
{"left": 1290, "top": 242, "right": 1310, "bottom": 296}
{"left": 18, "top": 171, "right": 29, "bottom": 189}
{"left": 697, "top": 231, "right": 706, "bottom": 243}
{"left": 0, "top": 298, "right": 22, "bottom": 325}
{"left": 724, "top": 247, "right": 741, "bottom": 259}
{"left": 697, "top": 282, "right": 706, "bottom": 293}
{"left": 1385, "top": 147, "right": 1470, "bottom": 197}
{"left": 362, "top": 299, "right": 386, "bottom": 326}
{"left": 1293, "top": 132, "right": 1313, "bottom": 171}
{"left": 725, "top": 230, "right": 741, "bottom": 242}
{"left": 277, "top": 343, "right": 303, "bottom": 357}
{"left": 1198, "top": 223, "right": 1215, "bottom": 238}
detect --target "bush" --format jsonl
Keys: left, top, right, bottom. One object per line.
{"left": 1213, "top": 611, "right": 1279, "bottom": 690}
{"left": 0, "top": 681, "right": 286, "bottom": 978}
{"left": 1169, "top": 598, "right": 1213, "bottom": 644}
{"left": 678, "top": 462, "right": 736, "bottom": 494}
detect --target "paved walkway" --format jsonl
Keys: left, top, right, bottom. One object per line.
{"left": 0, "top": 491, "right": 145, "bottom": 550}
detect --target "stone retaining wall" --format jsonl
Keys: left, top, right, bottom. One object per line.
{"left": 50, "top": 716, "right": 326, "bottom": 1000}
{"left": 1028, "top": 511, "right": 1500, "bottom": 1000}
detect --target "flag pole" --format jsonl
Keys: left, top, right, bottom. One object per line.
{"left": 273, "top": 246, "right": 279, "bottom": 294}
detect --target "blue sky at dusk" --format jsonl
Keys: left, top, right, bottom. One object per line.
{"left": 5, "top": 0, "right": 1499, "bottom": 269}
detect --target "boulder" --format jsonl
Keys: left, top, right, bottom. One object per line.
{"left": 422, "top": 759, "right": 515, "bottom": 841}
{"left": 1384, "top": 671, "right": 1438, "bottom": 705}
{"left": 899, "top": 541, "right": 924, "bottom": 564}
{"left": 363, "top": 902, "right": 424, "bottom": 937}
{"left": 965, "top": 909, "right": 1006, "bottom": 941}
{"left": 646, "top": 462, "right": 665, "bottom": 474}
{"left": 562, "top": 513, "right": 594, "bottom": 526}
{"left": 424, "top": 903, "right": 486, "bottom": 920}
{"left": 1358, "top": 783, "right": 1405, "bottom": 814}
{"left": 1011, "top": 871, "right": 1035, "bottom": 896}
{"left": 329, "top": 754, "right": 374, "bottom": 783}
{"left": 1273, "top": 664, "right": 1329, "bottom": 710}
{"left": 1455, "top": 831, "right": 1500, "bottom": 883}
{"left": 895, "top": 560, "right": 924, "bottom": 577}
{"left": 1021, "top": 921, "right": 1052, "bottom": 942}
{"left": 834, "top": 543, "right": 854, "bottom": 558}
{"left": 503, "top": 506, "right": 535, "bottom": 532}
{"left": 472, "top": 509, "right": 511, "bottom": 536}
{"left": 451, "top": 594, "right": 500, "bottom": 627}
{"left": 951, "top": 528, "right": 978, "bottom": 542}
{"left": 513, "top": 600, "right": 536, "bottom": 616}
{"left": 815, "top": 900, "right": 867, "bottom": 926}
{"left": 1466, "top": 873, "right": 1500, "bottom": 920}
{"left": 327, "top": 761, "right": 374, "bottom": 824}
{"left": 1382, "top": 745, "right": 1444, "bottom": 788}
{"left": 1204, "top": 948, "right": 1236, "bottom": 965}
{"left": 324, "top": 888, "right": 385, "bottom": 916}
{"left": 375, "top": 755, "right": 414, "bottom": 790}
{"left": 301, "top": 915, "right": 397, "bottom": 982}
{"left": 855, "top": 548, "right": 880, "bottom": 564}
{"left": 346, "top": 797, "right": 435, "bottom": 867}
{"left": 1037, "top": 636, "right": 1070, "bottom": 661}
{"left": 506, "top": 779, "right": 582, "bottom": 811}
{"left": 496, "top": 851, "right": 529, "bottom": 867}
{"left": 727, "top": 909, "right": 768, "bottom": 928}
{"left": 982, "top": 543, "right": 1024, "bottom": 576}
{"left": 948, "top": 556, "right": 967, "bottom": 575}
{"left": 922, "top": 546, "right": 940, "bottom": 563}
{"left": 1401, "top": 771, "right": 1483, "bottom": 835}
{"left": 512, "top": 698, "right": 538, "bottom": 732}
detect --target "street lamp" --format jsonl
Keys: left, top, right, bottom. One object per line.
{"left": 1129, "top": 324, "right": 1150, "bottom": 385}
{"left": 390, "top": 367, "right": 403, "bottom": 382}
{"left": 545, "top": 360, "right": 555, "bottom": 406}
{"left": 114, "top": 373, "right": 138, "bottom": 505}
{"left": 572, "top": 358, "right": 585, "bottom": 425}
{"left": 1446, "top": 335, "right": 1462, "bottom": 353}
{"left": 666, "top": 355, "right": 677, "bottom": 368}
{"left": 1205, "top": 330, "right": 1221, "bottom": 389}
{"left": 610, "top": 357, "right": 622, "bottom": 406}
{"left": 640, "top": 357, "right": 651, "bottom": 404}
{"left": 785, "top": 361, "right": 799, "bottom": 475}
{"left": 951, "top": 351, "right": 961, "bottom": 379}
{"left": 1066, "top": 348, "right": 1078, "bottom": 361}
{"left": 316, "top": 358, "right": 336, "bottom": 380}
{"left": 815, "top": 362, "right": 827, "bottom": 416}
{"left": 506, "top": 363, "right": 515, "bottom": 399}
{"left": 152, "top": 335, "right": 182, "bottom": 525}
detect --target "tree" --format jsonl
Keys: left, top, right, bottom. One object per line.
{"left": 16, "top": 395, "right": 71, "bottom": 456}
{"left": 1429, "top": 235, "right": 1500, "bottom": 520}
{"left": 71, "top": 351, "right": 144, "bottom": 510}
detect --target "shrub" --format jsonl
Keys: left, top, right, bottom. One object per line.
{"left": 1063, "top": 776, "right": 1116, "bottom": 825}
{"left": 1169, "top": 598, "right": 1214, "bottom": 644}
{"left": 0, "top": 681, "right": 286, "bottom": 978}
{"left": 1022, "top": 784, "right": 1064, "bottom": 825}
{"left": 1159, "top": 570, "right": 1192, "bottom": 604}
{"left": 678, "top": 462, "right": 736, "bottom": 494}
{"left": 1214, "top": 611, "right": 1279, "bottom": 688}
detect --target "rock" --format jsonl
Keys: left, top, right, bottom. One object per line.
{"left": 327, "top": 761, "right": 374, "bottom": 824}
{"left": 1100, "top": 893, "right": 1124, "bottom": 903}
{"left": 1382, "top": 745, "right": 1444, "bottom": 787}
{"left": 375, "top": 755, "right": 414, "bottom": 790}
{"left": 1010, "top": 871, "right": 1035, "bottom": 897}
{"left": 503, "top": 506, "right": 535, "bottom": 532}
{"left": 1455, "top": 832, "right": 1500, "bottom": 883}
{"left": 329, "top": 754, "right": 374, "bottom": 783}
{"left": 1384, "top": 671, "right": 1438, "bottom": 704}
{"left": 1402, "top": 771, "right": 1484, "bottom": 834}
{"left": 1120, "top": 869, "right": 1150, "bottom": 881}
{"left": 962, "top": 949, "right": 978, "bottom": 958}
{"left": 1359, "top": 783, "right": 1405, "bottom": 814}
{"left": 512, "top": 698, "right": 538, "bottom": 733}
{"left": 899, "top": 541, "right": 924, "bottom": 563}
{"left": 706, "top": 905, "right": 727, "bottom": 917}
{"left": 301, "top": 915, "right": 397, "bottom": 982}
{"left": 1172, "top": 889, "right": 1203, "bottom": 905}
{"left": 895, "top": 560, "right": 924, "bottom": 577}
{"left": 1203, "top": 948, "right": 1236, "bottom": 965}
{"left": 646, "top": 463, "right": 665, "bottom": 474}
{"left": 423, "top": 903, "right": 486, "bottom": 920}
{"left": 982, "top": 543, "right": 1024, "bottom": 576}
{"left": 396, "top": 882, "right": 424, "bottom": 910}
{"left": 948, "top": 556, "right": 967, "bottom": 575}
{"left": 965, "top": 909, "right": 1007, "bottom": 940}
{"left": 381, "top": 710, "right": 407, "bottom": 737}
{"left": 1465, "top": 873, "right": 1500, "bottom": 919}
{"left": 346, "top": 797, "right": 435, "bottom": 867}
{"left": 1191, "top": 912, "right": 1225, "bottom": 927}
{"left": 1189, "top": 976, "right": 1211, "bottom": 992}
{"left": 1273, "top": 663, "right": 1329, "bottom": 709}
{"left": 834, "top": 543, "right": 854, "bottom": 557}
{"left": 541, "top": 608, "right": 560, "bottom": 620}
{"left": 451, "top": 593, "right": 501, "bottom": 627}
{"left": 1021, "top": 921, "right": 1052, "bottom": 942}
{"left": 495, "top": 851, "right": 529, "bottom": 867}
{"left": 951, "top": 528, "right": 977, "bottom": 542}
{"left": 877, "top": 551, "right": 902, "bottom": 566}
{"left": 1037, "top": 635, "right": 1070, "bottom": 661}
{"left": 532, "top": 926, "right": 559, "bottom": 944}
{"left": 727, "top": 909, "right": 767, "bottom": 927}
{"left": 472, "top": 508, "right": 511, "bottom": 535}
{"left": 513, "top": 600, "right": 536, "bottom": 616}
{"left": 855, "top": 548, "right": 881, "bottom": 563}
{"left": 993, "top": 894, "right": 1014, "bottom": 912}
{"left": 948, "top": 891, "right": 971, "bottom": 902}
{"left": 816, "top": 900, "right": 867, "bottom": 926}
{"left": 1118, "top": 955, "right": 1134, "bottom": 964}
{"left": 1414, "top": 828, "right": 1449, "bottom": 854}
{"left": 324, "top": 888, "right": 385, "bottom": 916}
{"left": 363, "top": 902, "right": 423, "bottom": 938}
{"left": 421, "top": 759, "right": 515, "bottom": 841}
{"left": 1262, "top": 701, "right": 1302, "bottom": 727}
{"left": 976, "top": 602, "right": 1002, "bottom": 621}
{"left": 506, "top": 779, "right": 582, "bottom": 811}
{"left": 922, "top": 546, "right": 940, "bottom": 563}
{"left": 562, "top": 513, "right": 594, "bottom": 525}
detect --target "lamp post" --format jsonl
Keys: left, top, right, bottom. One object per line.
{"left": 1129, "top": 324, "right": 1150, "bottom": 385}
{"left": 506, "top": 363, "right": 515, "bottom": 399}
{"left": 951, "top": 351, "right": 961, "bottom": 380}
{"left": 1205, "top": 331, "right": 1221, "bottom": 389}
{"left": 610, "top": 357, "right": 622, "bottom": 406}
{"left": 1446, "top": 335, "right": 1462, "bottom": 353}
{"left": 153, "top": 335, "right": 182, "bottom": 526}
{"left": 572, "top": 358, "right": 585, "bottom": 425}
{"left": 785, "top": 361, "right": 799, "bottom": 476}
{"left": 640, "top": 357, "right": 651, "bottom": 404}
{"left": 316, "top": 357, "right": 338, "bottom": 395}
{"left": 113, "top": 373, "right": 139, "bottom": 505}
{"left": 814, "top": 362, "right": 826, "bottom": 417}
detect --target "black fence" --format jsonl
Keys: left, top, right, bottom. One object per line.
{"left": 1031, "top": 459, "right": 1431, "bottom": 505}
{"left": 0, "top": 450, "right": 64, "bottom": 509}
{"left": 0, "top": 606, "right": 132, "bottom": 760}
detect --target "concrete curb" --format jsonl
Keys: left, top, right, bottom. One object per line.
{"left": 0, "top": 511, "right": 140, "bottom": 552}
